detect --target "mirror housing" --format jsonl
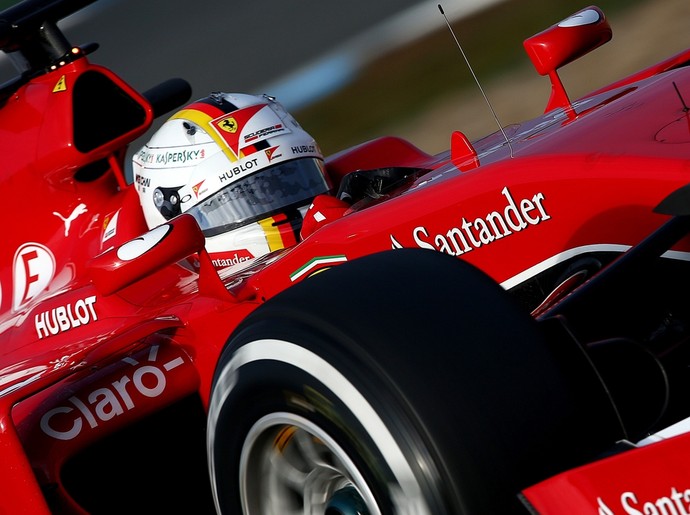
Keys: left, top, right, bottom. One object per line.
{"left": 523, "top": 6, "right": 612, "bottom": 113}
{"left": 88, "top": 214, "right": 205, "bottom": 296}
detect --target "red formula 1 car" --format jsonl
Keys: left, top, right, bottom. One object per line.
{"left": 3, "top": 0, "right": 690, "bottom": 513}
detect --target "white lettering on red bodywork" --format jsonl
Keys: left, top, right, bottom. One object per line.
{"left": 39, "top": 346, "right": 184, "bottom": 440}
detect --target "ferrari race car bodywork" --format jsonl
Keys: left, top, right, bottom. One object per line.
{"left": 3, "top": 0, "right": 690, "bottom": 513}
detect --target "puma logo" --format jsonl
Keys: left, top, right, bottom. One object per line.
{"left": 53, "top": 203, "right": 87, "bottom": 237}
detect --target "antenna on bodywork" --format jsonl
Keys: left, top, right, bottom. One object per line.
{"left": 438, "top": 4, "right": 514, "bottom": 158}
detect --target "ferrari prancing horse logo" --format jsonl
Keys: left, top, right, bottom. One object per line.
{"left": 218, "top": 117, "right": 238, "bottom": 133}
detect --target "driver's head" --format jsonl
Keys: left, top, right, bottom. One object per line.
{"left": 133, "top": 92, "right": 331, "bottom": 269}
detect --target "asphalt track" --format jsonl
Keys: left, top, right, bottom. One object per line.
{"left": 0, "top": 0, "right": 441, "bottom": 176}
{"left": 0, "top": 0, "right": 434, "bottom": 139}
{"left": 46, "top": 0, "right": 472, "bottom": 106}
{"left": 0, "top": 0, "right": 683, "bottom": 165}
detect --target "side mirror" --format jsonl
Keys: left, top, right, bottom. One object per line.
{"left": 88, "top": 214, "right": 205, "bottom": 296}
{"left": 523, "top": 6, "right": 612, "bottom": 113}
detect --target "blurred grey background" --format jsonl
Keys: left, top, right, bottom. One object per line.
{"left": 1, "top": 0, "right": 687, "bottom": 171}
{"left": 54, "top": 0, "right": 498, "bottom": 108}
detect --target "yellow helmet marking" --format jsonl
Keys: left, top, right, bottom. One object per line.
{"left": 172, "top": 108, "right": 239, "bottom": 162}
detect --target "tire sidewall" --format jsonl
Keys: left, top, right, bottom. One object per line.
{"left": 208, "top": 327, "right": 430, "bottom": 515}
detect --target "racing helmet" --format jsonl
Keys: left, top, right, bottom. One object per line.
{"left": 133, "top": 92, "right": 331, "bottom": 269}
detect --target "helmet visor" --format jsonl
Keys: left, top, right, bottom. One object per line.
{"left": 187, "top": 157, "right": 330, "bottom": 237}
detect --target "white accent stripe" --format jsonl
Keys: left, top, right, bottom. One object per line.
{"left": 661, "top": 249, "right": 690, "bottom": 261}
{"left": 500, "top": 244, "right": 631, "bottom": 290}
{"left": 501, "top": 244, "right": 690, "bottom": 290}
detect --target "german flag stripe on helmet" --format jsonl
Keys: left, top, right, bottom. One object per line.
{"left": 196, "top": 95, "right": 238, "bottom": 114}
{"left": 259, "top": 214, "right": 299, "bottom": 252}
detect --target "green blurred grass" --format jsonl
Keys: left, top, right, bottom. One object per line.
{"left": 294, "top": 0, "right": 645, "bottom": 156}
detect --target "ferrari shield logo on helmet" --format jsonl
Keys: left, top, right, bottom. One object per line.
{"left": 217, "top": 117, "right": 238, "bottom": 133}
{"left": 210, "top": 104, "right": 291, "bottom": 159}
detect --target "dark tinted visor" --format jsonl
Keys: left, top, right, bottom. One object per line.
{"left": 187, "top": 157, "right": 330, "bottom": 237}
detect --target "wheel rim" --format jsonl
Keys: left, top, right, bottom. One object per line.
{"left": 240, "top": 412, "right": 380, "bottom": 515}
